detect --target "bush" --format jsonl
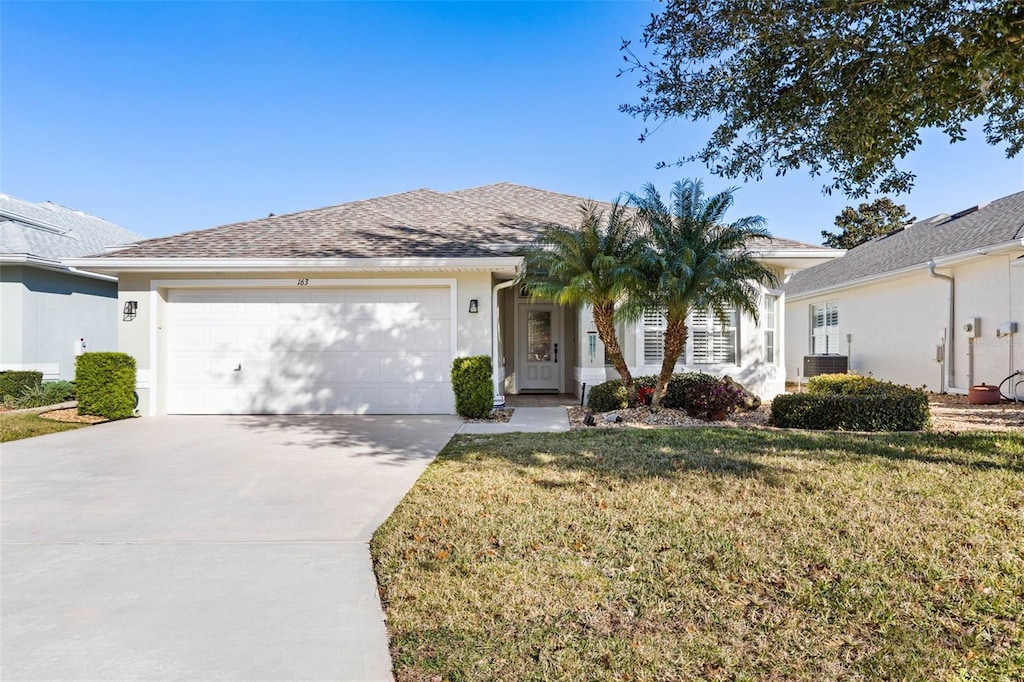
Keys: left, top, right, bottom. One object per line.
{"left": 683, "top": 378, "right": 748, "bottom": 421}
{"left": 76, "top": 352, "right": 137, "bottom": 420}
{"left": 13, "top": 380, "right": 76, "bottom": 408}
{"left": 0, "top": 371, "right": 42, "bottom": 402}
{"left": 451, "top": 355, "right": 493, "bottom": 419}
{"left": 587, "top": 379, "right": 630, "bottom": 412}
{"left": 807, "top": 373, "right": 882, "bottom": 395}
{"left": 770, "top": 381, "right": 930, "bottom": 431}
{"left": 587, "top": 373, "right": 747, "bottom": 418}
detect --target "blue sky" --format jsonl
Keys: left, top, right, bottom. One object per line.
{"left": 3, "top": 1, "right": 1022, "bottom": 244}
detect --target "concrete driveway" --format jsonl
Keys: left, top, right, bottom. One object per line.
{"left": 1, "top": 414, "right": 460, "bottom": 681}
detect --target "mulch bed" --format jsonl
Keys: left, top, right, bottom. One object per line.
{"left": 569, "top": 404, "right": 770, "bottom": 430}
{"left": 464, "top": 408, "right": 515, "bottom": 424}
{"left": 38, "top": 408, "right": 108, "bottom": 424}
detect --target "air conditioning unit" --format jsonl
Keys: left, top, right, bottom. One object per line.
{"left": 803, "top": 355, "right": 849, "bottom": 377}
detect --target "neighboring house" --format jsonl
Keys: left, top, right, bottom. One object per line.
{"left": 67, "top": 183, "right": 839, "bottom": 416}
{"left": 0, "top": 194, "right": 144, "bottom": 380}
{"left": 785, "top": 190, "right": 1024, "bottom": 396}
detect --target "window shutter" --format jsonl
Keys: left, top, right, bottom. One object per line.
{"left": 643, "top": 309, "right": 665, "bottom": 364}
{"left": 691, "top": 307, "right": 737, "bottom": 364}
{"left": 690, "top": 308, "right": 710, "bottom": 363}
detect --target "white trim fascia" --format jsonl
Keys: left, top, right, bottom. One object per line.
{"left": 0, "top": 254, "right": 63, "bottom": 267}
{"left": 0, "top": 209, "right": 67, "bottom": 235}
{"left": 63, "top": 256, "right": 524, "bottom": 274}
{"left": 0, "top": 255, "right": 119, "bottom": 282}
{"left": 148, "top": 277, "right": 460, "bottom": 289}
{"left": 787, "top": 239, "right": 1024, "bottom": 301}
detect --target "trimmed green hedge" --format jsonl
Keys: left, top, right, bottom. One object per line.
{"left": 807, "top": 373, "right": 884, "bottom": 395}
{"left": 452, "top": 355, "right": 493, "bottom": 419}
{"left": 770, "top": 376, "right": 930, "bottom": 431}
{"left": 0, "top": 371, "right": 42, "bottom": 402}
{"left": 76, "top": 352, "right": 137, "bottom": 420}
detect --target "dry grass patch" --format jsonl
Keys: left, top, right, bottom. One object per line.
{"left": 0, "top": 411, "right": 85, "bottom": 442}
{"left": 372, "top": 429, "right": 1024, "bottom": 681}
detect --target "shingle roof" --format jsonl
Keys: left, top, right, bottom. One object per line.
{"left": 0, "top": 194, "right": 144, "bottom": 261}
{"left": 786, "top": 191, "right": 1024, "bottom": 297}
{"left": 86, "top": 182, "right": 831, "bottom": 260}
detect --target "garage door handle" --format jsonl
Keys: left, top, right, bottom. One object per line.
{"left": 554, "top": 344, "right": 558, "bottom": 363}
{"left": 233, "top": 364, "right": 242, "bottom": 372}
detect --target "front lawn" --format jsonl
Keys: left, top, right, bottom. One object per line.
{"left": 0, "top": 411, "right": 85, "bottom": 443}
{"left": 372, "top": 429, "right": 1024, "bottom": 681}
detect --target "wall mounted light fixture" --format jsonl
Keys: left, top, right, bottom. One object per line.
{"left": 468, "top": 299, "right": 479, "bottom": 313}
{"left": 123, "top": 300, "right": 138, "bottom": 321}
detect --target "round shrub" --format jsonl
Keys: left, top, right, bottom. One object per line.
{"left": 451, "top": 355, "right": 493, "bottom": 419}
{"left": 76, "top": 352, "right": 137, "bottom": 420}
{"left": 586, "top": 379, "right": 629, "bottom": 412}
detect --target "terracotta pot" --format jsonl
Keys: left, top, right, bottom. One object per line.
{"left": 968, "top": 384, "right": 1001, "bottom": 405}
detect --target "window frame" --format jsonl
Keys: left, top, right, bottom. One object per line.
{"left": 639, "top": 305, "right": 740, "bottom": 367}
{"left": 763, "top": 293, "right": 779, "bottom": 365}
{"left": 810, "top": 301, "right": 840, "bottom": 355}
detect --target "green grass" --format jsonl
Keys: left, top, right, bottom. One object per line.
{"left": 371, "top": 429, "right": 1024, "bottom": 681}
{"left": 0, "top": 411, "right": 85, "bottom": 443}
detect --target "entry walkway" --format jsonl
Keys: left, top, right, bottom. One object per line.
{"left": 459, "top": 406, "right": 570, "bottom": 434}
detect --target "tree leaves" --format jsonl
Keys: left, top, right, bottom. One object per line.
{"left": 620, "top": 0, "right": 1024, "bottom": 197}
{"left": 821, "top": 198, "right": 917, "bottom": 249}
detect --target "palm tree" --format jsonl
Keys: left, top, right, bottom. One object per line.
{"left": 630, "top": 179, "right": 779, "bottom": 409}
{"left": 523, "top": 200, "right": 646, "bottom": 395}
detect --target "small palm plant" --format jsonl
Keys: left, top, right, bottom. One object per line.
{"left": 523, "top": 200, "right": 646, "bottom": 395}
{"left": 631, "top": 179, "right": 779, "bottom": 409}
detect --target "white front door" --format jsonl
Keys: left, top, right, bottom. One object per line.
{"left": 517, "top": 303, "right": 561, "bottom": 391}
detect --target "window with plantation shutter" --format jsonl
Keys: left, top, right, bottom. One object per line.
{"left": 643, "top": 309, "right": 666, "bottom": 364}
{"left": 763, "top": 294, "right": 778, "bottom": 364}
{"left": 811, "top": 301, "right": 839, "bottom": 354}
{"left": 691, "top": 306, "right": 738, "bottom": 364}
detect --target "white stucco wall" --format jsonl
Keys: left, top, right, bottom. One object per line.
{"left": 117, "top": 270, "right": 496, "bottom": 415}
{"left": 0, "top": 265, "right": 120, "bottom": 380}
{"left": 786, "top": 253, "right": 1024, "bottom": 394}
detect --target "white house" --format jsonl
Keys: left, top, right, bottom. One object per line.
{"left": 67, "top": 183, "right": 839, "bottom": 416}
{"left": 785, "top": 190, "right": 1024, "bottom": 397}
{"left": 0, "top": 194, "right": 144, "bottom": 380}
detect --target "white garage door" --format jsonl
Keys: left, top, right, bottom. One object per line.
{"left": 166, "top": 287, "right": 454, "bottom": 414}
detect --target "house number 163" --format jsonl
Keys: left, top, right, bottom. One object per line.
{"left": 297, "top": 278, "right": 309, "bottom": 286}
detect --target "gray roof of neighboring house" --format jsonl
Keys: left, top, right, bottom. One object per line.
{"left": 86, "top": 182, "right": 830, "bottom": 260}
{"left": 786, "top": 190, "right": 1024, "bottom": 297}
{"left": 0, "top": 193, "right": 144, "bottom": 262}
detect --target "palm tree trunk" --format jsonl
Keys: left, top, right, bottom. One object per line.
{"left": 652, "top": 315, "right": 688, "bottom": 410}
{"left": 592, "top": 303, "right": 633, "bottom": 393}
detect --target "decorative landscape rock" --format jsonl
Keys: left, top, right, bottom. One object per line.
{"left": 723, "top": 376, "right": 761, "bottom": 411}
{"left": 602, "top": 413, "right": 623, "bottom": 423}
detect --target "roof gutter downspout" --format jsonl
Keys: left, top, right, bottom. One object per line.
{"left": 928, "top": 260, "right": 963, "bottom": 394}
{"left": 492, "top": 278, "right": 519, "bottom": 405}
